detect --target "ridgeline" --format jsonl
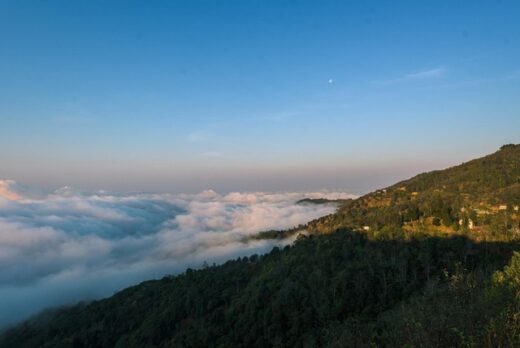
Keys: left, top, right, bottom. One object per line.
{"left": 1, "top": 145, "right": 519, "bottom": 347}
{"left": 308, "top": 144, "right": 520, "bottom": 240}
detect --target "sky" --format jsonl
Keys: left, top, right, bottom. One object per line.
{"left": 1, "top": 0, "right": 520, "bottom": 193}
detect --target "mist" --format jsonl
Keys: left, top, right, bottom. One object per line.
{"left": 0, "top": 180, "right": 355, "bottom": 328}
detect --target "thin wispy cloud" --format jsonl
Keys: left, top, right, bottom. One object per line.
{"left": 187, "top": 131, "right": 209, "bottom": 143}
{"left": 375, "top": 67, "right": 447, "bottom": 85}
{"left": 405, "top": 67, "right": 446, "bottom": 79}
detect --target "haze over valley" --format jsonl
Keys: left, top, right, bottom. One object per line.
{"left": 1, "top": 1, "right": 519, "bottom": 346}
{"left": 0, "top": 180, "right": 353, "bottom": 327}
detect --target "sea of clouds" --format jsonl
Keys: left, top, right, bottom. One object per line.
{"left": 0, "top": 179, "right": 355, "bottom": 327}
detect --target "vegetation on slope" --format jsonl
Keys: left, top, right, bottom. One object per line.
{"left": 296, "top": 198, "right": 352, "bottom": 205}
{"left": 1, "top": 145, "right": 520, "bottom": 347}
{"left": 309, "top": 144, "right": 520, "bottom": 240}
{"left": 1, "top": 230, "right": 518, "bottom": 348}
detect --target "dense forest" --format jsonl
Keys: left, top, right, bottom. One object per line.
{"left": 1, "top": 145, "right": 519, "bottom": 347}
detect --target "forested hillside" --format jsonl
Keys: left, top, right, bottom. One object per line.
{"left": 309, "top": 144, "right": 520, "bottom": 239}
{"left": 2, "top": 231, "right": 518, "bottom": 348}
{"left": 1, "top": 145, "right": 519, "bottom": 347}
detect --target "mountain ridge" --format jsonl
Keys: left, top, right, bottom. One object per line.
{"left": 1, "top": 145, "right": 519, "bottom": 347}
{"left": 306, "top": 144, "right": 520, "bottom": 239}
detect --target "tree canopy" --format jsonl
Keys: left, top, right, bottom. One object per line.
{"left": 2, "top": 145, "right": 520, "bottom": 347}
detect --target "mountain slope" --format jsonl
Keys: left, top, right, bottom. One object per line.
{"left": 1, "top": 232, "right": 518, "bottom": 348}
{"left": 309, "top": 144, "right": 520, "bottom": 238}
{"left": 1, "top": 145, "right": 520, "bottom": 347}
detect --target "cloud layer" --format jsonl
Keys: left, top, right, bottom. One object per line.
{"left": 0, "top": 180, "right": 355, "bottom": 327}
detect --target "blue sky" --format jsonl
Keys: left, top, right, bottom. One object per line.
{"left": 1, "top": 0, "right": 519, "bottom": 193}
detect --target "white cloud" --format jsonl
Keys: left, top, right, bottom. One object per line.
{"left": 405, "top": 67, "right": 446, "bottom": 79}
{"left": 0, "top": 180, "right": 27, "bottom": 201}
{"left": 0, "top": 180, "right": 356, "bottom": 327}
{"left": 375, "top": 67, "right": 446, "bottom": 85}
{"left": 0, "top": 180, "right": 47, "bottom": 201}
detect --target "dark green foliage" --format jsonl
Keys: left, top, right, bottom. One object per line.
{"left": 1, "top": 230, "right": 518, "bottom": 348}
{"left": 2, "top": 145, "right": 520, "bottom": 347}
{"left": 296, "top": 198, "right": 351, "bottom": 205}
{"left": 253, "top": 225, "right": 306, "bottom": 240}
